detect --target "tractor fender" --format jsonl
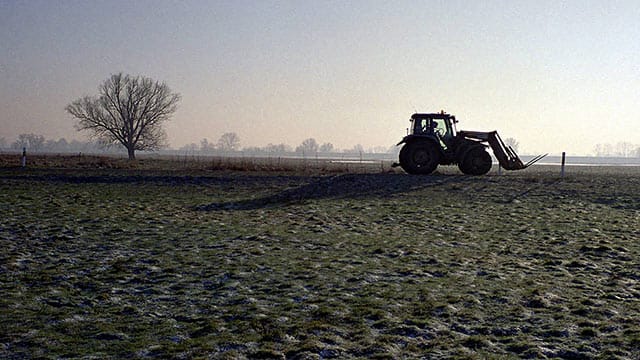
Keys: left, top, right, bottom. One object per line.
{"left": 396, "top": 135, "right": 414, "bottom": 146}
{"left": 398, "top": 134, "right": 441, "bottom": 149}
{"left": 399, "top": 136, "right": 446, "bottom": 166}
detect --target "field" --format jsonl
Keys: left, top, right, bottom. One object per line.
{"left": 1, "top": 155, "right": 639, "bottom": 359}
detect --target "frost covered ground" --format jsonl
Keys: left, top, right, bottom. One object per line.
{"left": 1, "top": 161, "right": 639, "bottom": 359}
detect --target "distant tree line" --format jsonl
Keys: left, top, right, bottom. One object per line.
{"left": 0, "top": 132, "right": 400, "bottom": 156}
{"left": 179, "top": 132, "right": 242, "bottom": 152}
{"left": 0, "top": 134, "right": 112, "bottom": 154}
{"left": 178, "top": 134, "right": 399, "bottom": 156}
{"left": 594, "top": 143, "right": 640, "bottom": 157}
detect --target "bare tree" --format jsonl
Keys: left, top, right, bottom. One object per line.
{"left": 346, "top": 144, "right": 365, "bottom": 154}
{"left": 179, "top": 142, "right": 199, "bottom": 152}
{"left": 12, "top": 135, "right": 29, "bottom": 150}
{"left": 615, "top": 142, "right": 635, "bottom": 157}
{"left": 217, "top": 132, "right": 240, "bottom": 152}
{"left": 200, "top": 138, "right": 215, "bottom": 152}
{"left": 595, "top": 143, "right": 614, "bottom": 157}
{"left": 66, "top": 73, "right": 181, "bottom": 160}
{"left": 12, "top": 133, "right": 45, "bottom": 152}
{"left": 296, "top": 138, "right": 318, "bottom": 155}
{"left": 265, "top": 143, "right": 291, "bottom": 153}
{"left": 504, "top": 137, "right": 519, "bottom": 153}
{"left": 594, "top": 144, "right": 605, "bottom": 157}
{"left": 29, "top": 134, "right": 45, "bottom": 151}
{"left": 319, "top": 142, "right": 334, "bottom": 153}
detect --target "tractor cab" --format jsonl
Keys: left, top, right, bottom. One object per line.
{"left": 409, "top": 113, "right": 456, "bottom": 148}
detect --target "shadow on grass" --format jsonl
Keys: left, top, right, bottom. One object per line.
{"left": 0, "top": 170, "right": 239, "bottom": 186}
{"left": 197, "top": 173, "right": 463, "bottom": 211}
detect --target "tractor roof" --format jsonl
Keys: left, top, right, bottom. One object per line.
{"left": 411, "top": 112, "right": 454, "bottom": 119}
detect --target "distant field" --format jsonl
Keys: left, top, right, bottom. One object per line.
{"left": 1, "top": 155, "right": 639, "bottom": 359}
{"left": 0, "top": 153, "right": 395, "bottom": 175}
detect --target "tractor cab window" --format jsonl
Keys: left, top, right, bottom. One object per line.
{"left": 433, "top": 118, "right": 454, "bottom": 150}
{"left": 432, "top": 119, "right": 451, "bottom": 138}
{"left": 411, "top": 116, "right": 453, "bottom": 139}
{"left": 414, "top": 118, "right": 437, "bottom": 134}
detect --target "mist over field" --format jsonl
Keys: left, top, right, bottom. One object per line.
{"left": 2, "top": 1, "right": 640, "bottom": 155}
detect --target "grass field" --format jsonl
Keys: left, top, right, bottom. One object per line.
{"left": 1, "top": 155, "right": 639, "bottom": 359}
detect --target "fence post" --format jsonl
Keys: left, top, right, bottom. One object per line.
{"left": 561, "top": 152, "right": 566, "bottom": 178}
{"left": 21, "top": 147, "right": 27, "bottom": 168}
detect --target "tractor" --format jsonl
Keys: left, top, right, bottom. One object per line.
{"left": 396, "top": 112, "right": 546, "bottom": 175}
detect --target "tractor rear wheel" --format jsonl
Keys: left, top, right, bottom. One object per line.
{"left": 459, "top": 147, "right": 492, "bottom": 175}
{"left": 399, "top": 142, "right": 440, "bottom": 175}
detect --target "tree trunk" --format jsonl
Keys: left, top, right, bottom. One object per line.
{"left": 127, "top": 147, "right": 136, "bottom": 160}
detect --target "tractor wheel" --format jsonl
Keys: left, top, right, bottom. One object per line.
{"left": 459, "top": 147, "right": 492, "bottom": 175}
{"left": 399, "top": 142, "right": 440, "bottom": 175}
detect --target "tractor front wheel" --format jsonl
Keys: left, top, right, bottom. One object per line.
{"left": 399, "top": 142, "right": 440, "bottom": 175}
{"left": 459, "top": 147, "right": 492, "bottom": 175}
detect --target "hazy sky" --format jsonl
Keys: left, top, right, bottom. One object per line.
{"left": 2, "top": 0, "right": 639, "bottom": 155}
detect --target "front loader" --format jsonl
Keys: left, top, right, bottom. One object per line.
{"left": 396, "top": 112, "right": 546, "bottom": 175}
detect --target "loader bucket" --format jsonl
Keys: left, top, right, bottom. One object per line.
{"left": 486, "top": 131, "right": 547, "bottom": 170}
{"left": 523, "top": 153, "right": 548, "bottom": 167}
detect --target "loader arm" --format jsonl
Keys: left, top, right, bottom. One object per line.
{"left": 459, "top": 130, "right": 547, "bottom": 170}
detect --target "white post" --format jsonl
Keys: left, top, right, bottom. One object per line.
{"left": 21, "top": 147, "right": 26, "bottom": 168}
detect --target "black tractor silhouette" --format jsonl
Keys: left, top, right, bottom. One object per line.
{"left": 396, "top": 112, "right": 546, "bottom": 175}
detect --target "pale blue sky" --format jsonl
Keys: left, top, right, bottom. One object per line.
{"left": 2, "top": 0, "right": 639, "bottom": 154}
